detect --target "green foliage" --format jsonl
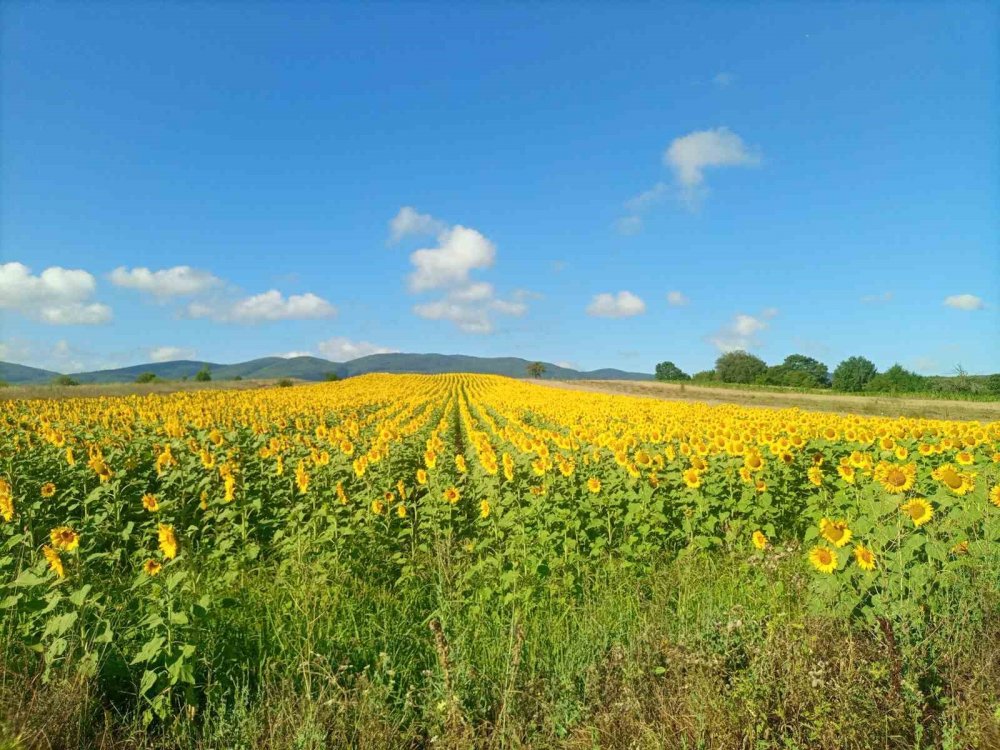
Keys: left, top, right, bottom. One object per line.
{"left": 52, "top": 375, "right": 80, "bottom": 387}
{"left": 654, "top": 361, "right": 690, "bottom": 381}
{"left": 323, "top": 372, "right": 340, "bottom": 382}
{"left": 715, "top": 350, "right": 767, "bottom": 384}
{"left": 987, "top": 374, "right": 1000, "bottom": 394}
{"left": 526, "top": 362, "right": 546, "bottom": 379}
{"left": 276, "top": 379, "right": 294, "bottom": 388}
{"left": 194, "top": 368, "right": 212, "bottom": 382}
{"left": 832, "top": 356, "right": 878, "bottom": 392}
{"left": 233, "top": 375, "right": 243, "bottom": 381}
{"left": 865, "top": 364, "right": 927, "bottom": 393}
{"left": 135, "top": 372, "right": 158, "bottom": 384}
{"left": 691, "top": 369, "right": 717, "bottom": 383}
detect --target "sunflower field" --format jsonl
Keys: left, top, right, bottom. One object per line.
{"left": 2, "top": 374, "right": 999, "bottom": 748}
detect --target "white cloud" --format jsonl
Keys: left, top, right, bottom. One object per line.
{"left": 861, "top": 291, "right": 894, "bottom": 304}
{"left": 586, "top": 291, "right": 646, "bottom": 318}
{"left": 187, "top": 290, "right": 336, "bottom": 323}
{"left": 274, "top": 351, "right": 315, "bottom": 359}
{"left": 667, "top": 290, "right": 689, "bottom": 306}
{"left": 614, "top": 216, "right": 643, "bottom": 236}
{"left": 110, "top": 266, "right": 222, "bottom": 298}
{"left": 555, "top": 360, "right": 578, "bottom": 370}
{"left": 664, "top": 127, "right": 761, "bottom": 204}
{"left": 318, "top": 337, "right": 397, "bottom": 361}
{"left": 713, "top": 72, "right": 735, "bottom": 87}
{"left": 149, "top": 346, "right": 196, "bottom": 362}
{"left": 943, "top": 294, "right": 985, "bottom": 311}
{"left": 408, "top": 225, "right": 496, "bottom": 292}
{"left": 0, "top": 262, "right": 112, "bottom": 325}
{"left": 414, "top": 287, "right": 529, "bottom": 334}
{"left": 389, "top": 206, "right": 447, "bottom": 243}
{"left": 708, "top": 309, "right": 776, "bottom": 352}
{"left": 624, "top": 182, "right": 669, "bottom": 213}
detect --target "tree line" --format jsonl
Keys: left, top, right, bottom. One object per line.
{"left": 655, "top": 352, "right": 1000, "bottom": 395}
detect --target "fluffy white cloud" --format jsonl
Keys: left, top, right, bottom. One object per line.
{"left": 664, "top": 127, "right": 760, "bottom": 203}
{"left": 110, "top": 266, "right": 222, "bottom": 298}
{"left": 586, "top": 291, "right": 646, "bottom": 318}
{"left": 667, "top": 290, "right": 689, "bottom": 306}
{"left": 943, "top": 294, "right": 985, "bottom": 311}
{"left": 624, "top": 182, "right": 669, "bottom": 213}
{"left": 149, "top": 346, "right": 196, "bottom": 362}
{"left": 408, "top": 225, "right": 496, "bottom": 292}
{"left": 708, "top": 309, "right": 777, "bottom": 352}
{"left": 389, "top": 206, "right": 448, "bottom": 243}
{"left": 317, "top": 337, "right": 396, "bottom": 361}
{"left": 0, "top": 262, "right": 112, "bottom": 325}
{"left": 187, "top": 290, "right": 337, "bottom": 323}
{"left": 414, "top": 287, "right": 528, "bottom": 334}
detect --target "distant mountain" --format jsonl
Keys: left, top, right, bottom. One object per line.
{"left": 0, "top": 361, "right": 61, "bottom": 385}
{"left": 0, "top": 353, "right": 652, "bottom": 385}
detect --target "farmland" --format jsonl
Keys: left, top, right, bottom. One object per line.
{"left": 2, "top": 374, "right": 999, "bottom": 749}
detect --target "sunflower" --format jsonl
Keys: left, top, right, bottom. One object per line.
{"left": 820, "top": 518, "right": 852, "bottom": 547}
{"left": 224, "top": 474, "right": 237, "bottom": 502}
{"left": 955, "top": 451, "right": 974, "bottom": 466}
{"left": 837, "top": 464, "right": 856, "bottom": 484}
{"left": 370, "top": 499, "right": 385, "bottom": 515}
{"left": 157, "top": 524, "right": 178, "bottom": 560}
{"left": 587, "top": 477, "right": 602, "bottom": 494}
{"left": 682, "top": 468, "right": 702, "bottom": 489}
{"left": 143, "top": 559, "right": 163, "bottom": 576}
{"left": 40, "top": 482, "right": 56, "bottom": 498}
{"left": 479, "top": 500, "right": 491, "bottom": 519}
{"left": 396, "top": 504, "right": 407, "bottom": 518}
{"left": 43, "top": 545, "right": 65, "bottom": 579}
{"left": 295, "top": 461, "right": 309, "bottom": 494}
{"left": 443, "top": 486, "right": 460, "bottom": 505}
{"left": 875, "top": 462, "right": 916, "bottom": 494}
{"left": 950, "top": 540, "right": 969, "bottom": 556}
{"left": 808, "top": 546, "right": 838, "bottom": 574}
{"left": 416, "top": 468, "right": 428, "bottom": 485}
{"left": 0, "top": 480, "right": 12, "bottom": 522}
{"left": 142, "top": 493, "right": 159, "bottom": 512}
{"left": 990, "top": 485, "right": 1000, "bottom": 509}
{"left": 931, "top": 463, "right": 974, "bottom": 495}
{"left": 752, "top": 530, "right": 768, "bottom": 550}
{"left": 50, "top": 526, "right": 79, "bottom": 551}
{"left": 900, "top": 498, "right": 933, "bottom": 527}
{"left": 853, "top": 545, "right": 876, "bottom": 571}
{"left": 455, "top": 455, "right": 467, "bottom": 474}
{"left": 807, "top": 467, "right": 823, "bottom": 487}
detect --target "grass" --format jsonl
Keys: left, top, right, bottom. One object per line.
{"left": 3, "top": 541, "right": 998, "bottom": 749}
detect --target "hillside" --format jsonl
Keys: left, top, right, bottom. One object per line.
{"left": 0, "top": 353, "right": 652, "bottom": 385}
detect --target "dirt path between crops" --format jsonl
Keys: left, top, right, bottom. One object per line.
{"left": 530, "top": 379, "right": 1000, "bottom": 422}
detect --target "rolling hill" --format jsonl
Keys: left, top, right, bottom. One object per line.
{"left": 0, "top": 353, "right": 652, "bottom": 385}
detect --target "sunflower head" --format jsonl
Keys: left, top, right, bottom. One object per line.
{"left": 752, "top": 530, "right": 768, "bottom": 550}
{"left": 40, "top": 482, "right": 56, "bottom": 498}
{"left": 143, "top": 559, "right": 163, "bottom": 576}
{"left": 587, "top": 477, "right": 602, "bottom": 494}
{"left": 443, "top": 486, "right": 460, "bottom": 505}
{"left": 853, "top": 545, "right": 876, "bottom": 572}
{"left": 808, "top": 546, "right": 838, "bottom": 574}
{"left": 820, "top": 518, "right": 852, "bottom": 547}
{"left": 900, "top": 498, "right": 933, "bottom": 527}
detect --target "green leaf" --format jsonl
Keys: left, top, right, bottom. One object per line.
{"left": 13, "top": 569, "right": 48, "bottom": 587}
{"left": 139, "top": 669, "right": 158, "bottom": 696}
{"left": 131, "top": 635, "right": 166, "bottom": 665}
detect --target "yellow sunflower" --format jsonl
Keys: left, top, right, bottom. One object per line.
{"left": 157, "top": 524, "right": 178, "bottom": 560}
{"left": 990, "top": 484, "right": 1000, "bottom": 509}
{"left": 808, "top": 546, "right": 838, "bottom": 574}
{"left": 50, "top": 526, "right": 79, "bottom": 551}
{"left": 682, "top": 468, "right": 702, "bottom": 489}
{"left": 875, "top": 462, "right": 916, "bottom": 494}
{"left": 40, "top": 482, "right": 57, "bottom": 498}
{"left": 479, "top": 500, "right": 491, "bottom": 519}
{"left": 443, "top": 486, "right": 460, "bottom": 505}
{"left": 807, "top": 466, "right": 823, "bottom": 487}
{"left": 751, "top": 530, "right": 768, "bottom": 550}
{"left": 43, "top": 545, "right": 65, "bottom": 579}
{"left": 900, "top": 498, "right": 933, "bottom": 527}
{"left": 820, "top": 518, "right": 852, "bottom": 547}
{"left": 587, "top": 477, "right": 602, "bottom": 494}
{"left": 143, "top": 559, "right": 162, "bottom": 576}
{"left": 853, "top": 545, "right": 876, "bottom": 571}
{"left": 142, "top": 493, "right": 159, "bottom": 512}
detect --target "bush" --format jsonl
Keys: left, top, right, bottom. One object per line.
{"left": 233, "top": 376, "right": 243, "bottom": 381}
{"left": 194, "top": 368, "right": 212, "bottom": 382}
{"left": 0, "top": 380, "right": 8, "bottom": 388}
{"left": 135, "top": 372, "right": 158, "bottom": 384}
{"left": 715, "top": 351, "right": 767, "bottom": 384}
{"left": 654, "top": 361, "right": 690, "bottom": 381}
{"left": 53, "top": 375, "right": 80, "bottom": 387}
{"left": 832, "top": 356, "right": 878, "bottom": 392}
{"left": 691, "top": 370, "right": 717, "bottom": 383}
{"left": 324, "top": 372, "right": 340, "bottom": 382}
{"left": 277, "top": 379, "right": 294, "bottom": 388}
{"left": 865, "top": 364, "right": 927, "bottom": 393}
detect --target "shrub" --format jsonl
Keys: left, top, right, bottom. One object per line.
{"left": 715, "top": 351, "right": 767, "bottom": 384}
{"left": 691, "top": 370, "right": 717, "bottom": 383}
{"left": 194, "top": 368, "right": 212, "bottom": 382}
{"left": 654, "top": 361, "right": 690, "bottom": 381}
{"left": 0, "top": 380, "right": 8, "bottom": 388}
{"left": 324, "top": 372, "right": 340, "bottom": 382}
{"left": 233, "top": 376, "right": 243, "bottom": 381}
{"left": 526, "top": 362, "right": 546, "bottom": 379}
{"left": 135, "top": 372, "right": 158, "bottom": 384}
{"left": 53, "top": 375, "right": 80, "bottom": 387}
{"left": 832, "top": 356, "right": 878, "bottom": 392}
{"left": 986, "top": 374, "right": 1000, "bottom": 395}
{"left": 865, "top": 364, "right": 927, "bottom": 393}
{"left": 277, "top": 379, "right": 294, "bottom": 388}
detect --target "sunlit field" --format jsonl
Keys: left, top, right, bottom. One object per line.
{"left": 2, "top": 374, "right": 999, "bottom": 749}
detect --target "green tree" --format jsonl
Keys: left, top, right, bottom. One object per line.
{"left": 831, "top": 356, "right": 878, "bottom": 392}
{"left": 865, "top": 364, "right": 927, "bottom": 393}
{"left": 691, "top": 370, "right": 717, "bottom": 383}
{"left": 654, "top": 361, "right": 690, "bottom": 381}
{"left": 53, "top": 375, "right": 80, "bottom": 386}
{"left": 135, "top": 372, "right": 158, "bottom": 384}
{"left": 985, "top": 374, "right": 1000, "bottom": 395}
{"left": 715, "top": 350, "right": 767, "bottom": 384}
{"left": 194, "top": 367, "right": 212, "bottom": 382}
{"left": 526, "top": 362, "right": 546, "bottom": 379}
{"left": 324, "top": 372, "right": 340, "bottom": 382}
{"left": 780, "top": 354, "right": 830, "bottom": 387}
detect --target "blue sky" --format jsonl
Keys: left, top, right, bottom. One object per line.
{"left": 1, "top": 1, "right": 997, "bottom": 375}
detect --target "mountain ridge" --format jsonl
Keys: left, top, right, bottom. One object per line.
{"left": 0, "top": 353, "right": 652, "bottom": 385}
